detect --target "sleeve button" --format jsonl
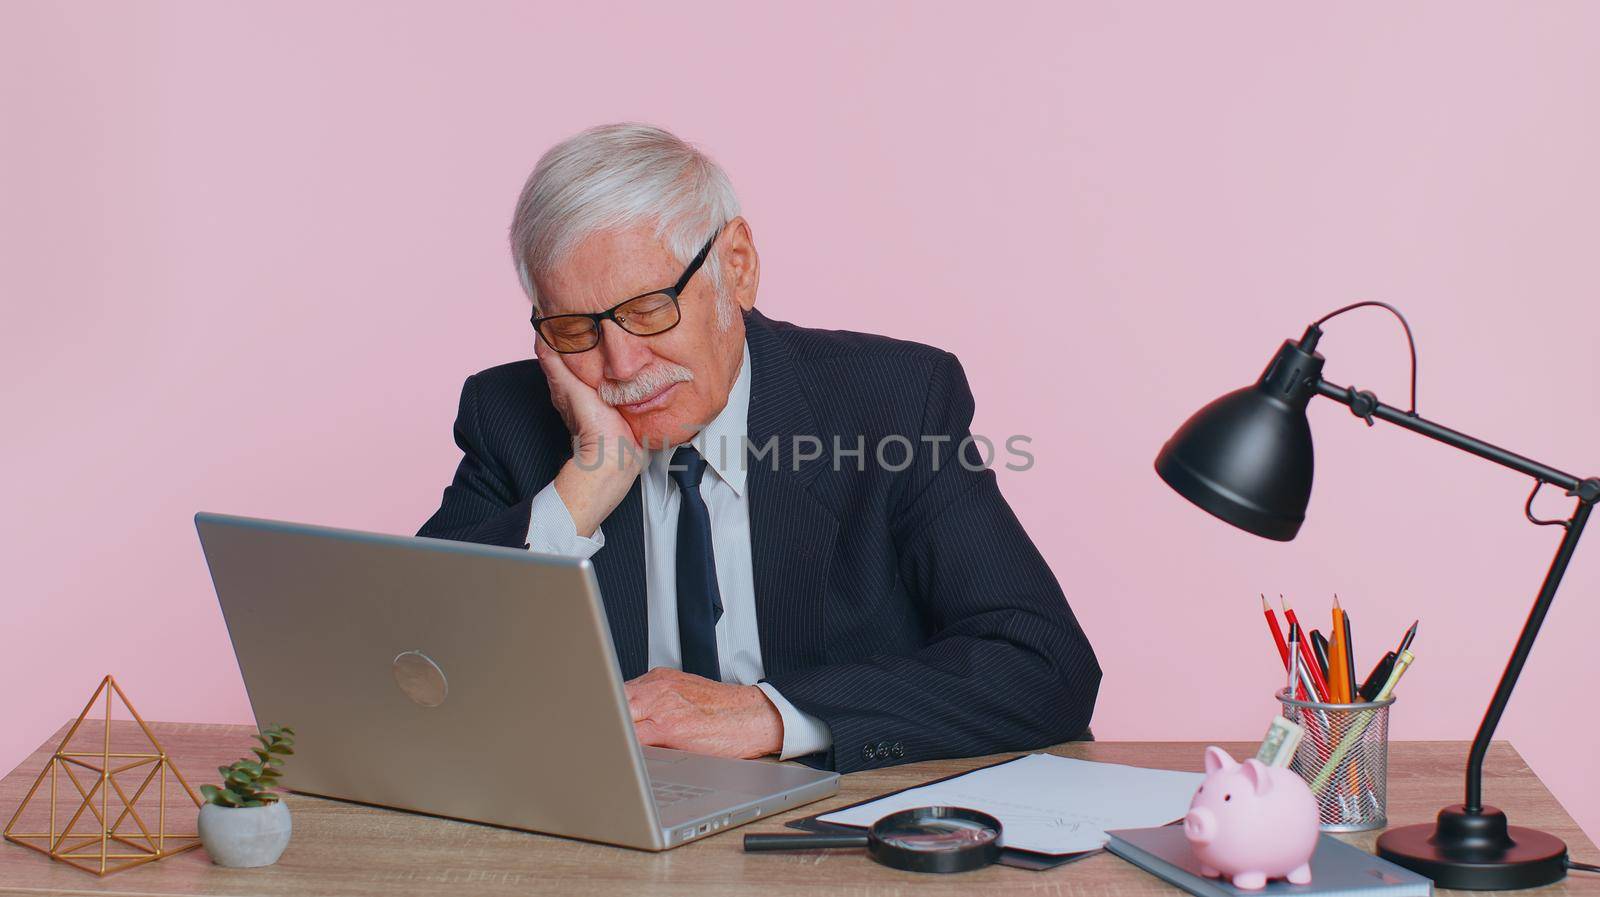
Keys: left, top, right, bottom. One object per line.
{"left": 891, "top": 742, "right": 905, "bottom": 758}
{"left": 862, "top": 744, "right": 875, "bottom": 762}
{"left": 875, "top": 741, "right": 891, "bottom": 759}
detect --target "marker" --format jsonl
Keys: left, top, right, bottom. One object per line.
{"left": 1359, "top": 651, "right": 1398, "bottom": 702}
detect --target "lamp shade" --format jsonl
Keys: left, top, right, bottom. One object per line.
{"left": 1155, "top": 339, "right": 1326, "bottom": 541}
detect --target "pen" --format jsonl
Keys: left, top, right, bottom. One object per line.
{"left": 1310, "top": 629, "right": 1331, "bottom": 681}
{"left": 1375, "top": 649, "right": 1415, "bottom": 701}
{"left": 1359, "top": 651, "right": 1398, "bottom": 702}
{"left": 1397, "top": 619, "right": 1419, "bottom": 655}
{"left": 1340, "top": 602, "right": 1358, "bottom": 702}
{"left": 1287, "top": 622, "right": 1302, "bottom": 698}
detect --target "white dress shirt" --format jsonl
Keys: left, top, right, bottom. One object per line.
{"left": 524, "top": 342, "right": 832, "bottom": 760}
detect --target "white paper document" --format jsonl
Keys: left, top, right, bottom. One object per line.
{"left": 818, "top": 754, "right": 1204, "bottom": 855}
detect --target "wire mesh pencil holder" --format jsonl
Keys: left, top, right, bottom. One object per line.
{"left": 1276, "top": 688, "right": 1394, "bottom": 832}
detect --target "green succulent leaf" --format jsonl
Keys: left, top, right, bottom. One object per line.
{"left": 200, "top": 784, "right": 220, "bottom": 804}
{"left": 217, "top": 788, "right": 244, "bottom": 807}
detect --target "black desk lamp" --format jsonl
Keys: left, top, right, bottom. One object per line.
{"left": 1155, "top": 302, "right": 1600, "bottom": 891}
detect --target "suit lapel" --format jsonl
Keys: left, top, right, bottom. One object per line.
{"left": 744, "top": 312, "right": 840, "bottom": 676}
{"left": 590, "top": 478, "right": 649, "bottom": 679}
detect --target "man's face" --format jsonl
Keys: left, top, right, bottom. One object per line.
{"left": 533, "top": 222, "right": 752, "bottom": 448}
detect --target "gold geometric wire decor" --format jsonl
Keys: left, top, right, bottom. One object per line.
{"left": 4, "top": 675, "right": 203, "bottom": 875}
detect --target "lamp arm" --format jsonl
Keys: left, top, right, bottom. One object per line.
{"left": 1313, "top": 378, "right": 1586, "bottom": 493}
{"left": 1312, "top": 376, "right": 1600, "bottom": 813}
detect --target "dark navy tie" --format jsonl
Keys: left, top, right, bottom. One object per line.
{"left": 669, "top": 445, "right": 723, "bottom": 681}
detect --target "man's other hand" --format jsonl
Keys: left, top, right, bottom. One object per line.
{"left": 625, "top": 668, "right": 783, "bottom": 759}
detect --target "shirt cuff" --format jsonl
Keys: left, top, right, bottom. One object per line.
{"left": 755, "top": 681, "right": 833, "bottom": 760}
{"left": 526, "top": 481, "right": 605, "bottom": 558}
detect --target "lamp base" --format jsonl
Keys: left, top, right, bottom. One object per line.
{"left": 1376, "top": 805, "right": 1566, "bottom": 891}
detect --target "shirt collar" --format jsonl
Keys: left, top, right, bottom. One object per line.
{"left": 646, "top": 340, "right": 751, "bottom": 509}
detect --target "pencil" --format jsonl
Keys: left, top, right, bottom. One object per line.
{"left": 1263, "top": 594, "right": 1290, "bottom": 668}
{"left": 1328, "top": 597, "right": 1350, "bottom": 703}
{"left": 1280, "top": 598, "right": 1332, "bottom": 702}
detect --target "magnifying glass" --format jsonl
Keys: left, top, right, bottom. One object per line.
{"left": 743, "top": 806, "right": 1003, "bottom": 873}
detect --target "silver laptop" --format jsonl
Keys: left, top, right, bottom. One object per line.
{"left": 195, "top": 512, "right": 839, "bottom": 850}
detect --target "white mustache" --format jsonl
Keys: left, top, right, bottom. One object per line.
{"left": 599, "top": 362, "right": 695, "bottom": 406}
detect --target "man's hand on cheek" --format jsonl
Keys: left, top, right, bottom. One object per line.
{"left": 625, "top": 668, "right": 784, "bottom": 759}
{"left": 535, "top": 340, "right": 641, "bottom": 466}
{"left": 537, "top": 340, "right": 646, "bottom": 537}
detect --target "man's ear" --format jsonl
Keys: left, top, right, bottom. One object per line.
{"left": 721, "top": 216, "right": 760, "bottom": 312}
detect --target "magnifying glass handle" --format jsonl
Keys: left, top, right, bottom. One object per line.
{"left": 743, "top": 832, "right": 869, "bottom": 851}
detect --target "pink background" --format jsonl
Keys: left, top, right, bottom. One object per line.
{"left": 4, "top": 2, "right": 1599, "bottom": 841}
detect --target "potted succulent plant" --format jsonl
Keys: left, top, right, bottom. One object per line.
{"left": 197, "top": 724, "right": 295, "bottom": 867}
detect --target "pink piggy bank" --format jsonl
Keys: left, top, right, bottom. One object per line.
{"left": 1183, "top": 746, "right": 1318, "bottom": 890}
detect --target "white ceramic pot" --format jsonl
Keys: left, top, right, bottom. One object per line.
{"left": 198, "top": 800, "right": 292, "bottom": 867}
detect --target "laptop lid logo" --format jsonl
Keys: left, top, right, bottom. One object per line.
{"left": 392, "top": 650, "right": 448, "bottom": 707}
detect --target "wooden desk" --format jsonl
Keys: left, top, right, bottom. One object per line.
{"left": 1, "top": 721, "right": 1595, "bottom": 896}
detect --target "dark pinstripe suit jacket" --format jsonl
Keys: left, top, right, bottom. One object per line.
{"left": 418, "top": 309, "right": 1101, "bottom": 773}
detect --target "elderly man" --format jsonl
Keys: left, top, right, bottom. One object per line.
{"left": 419, "top": 124, "right": 1099, "bottom": 773}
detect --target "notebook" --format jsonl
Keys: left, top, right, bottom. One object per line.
{"left": 1106, "top": 825, "right": 1432, "bottom": 897}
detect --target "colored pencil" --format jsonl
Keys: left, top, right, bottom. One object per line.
{"left": 1264, "top": 595, "right": 1310, "bottom": 700}
{"left": 1328, "top": 597, "right": 1350, "bottom": 703}
{"left": 1263, "top": 594, "right": 1290, "bottom": 667}
{"left": 1280, "top": 598, "right": 1331, "bottom": 702}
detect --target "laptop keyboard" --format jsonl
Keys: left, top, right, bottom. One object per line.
{"left": 652, "top": 782, "right": 713, "bottom": 808}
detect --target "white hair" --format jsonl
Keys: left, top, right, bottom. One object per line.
{"left": 510, "top": 123, "right": 741, "bottom": 325}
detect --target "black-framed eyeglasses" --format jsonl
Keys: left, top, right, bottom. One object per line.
{"left": 531, "top": 227, "right": 722, "bottom": 354}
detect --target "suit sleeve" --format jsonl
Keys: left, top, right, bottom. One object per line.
{"left": 761, "top": 352, "right": 1101, "bottom": 773}
{"left": 416, "top": 374, "right": 539, "bottom": 548}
